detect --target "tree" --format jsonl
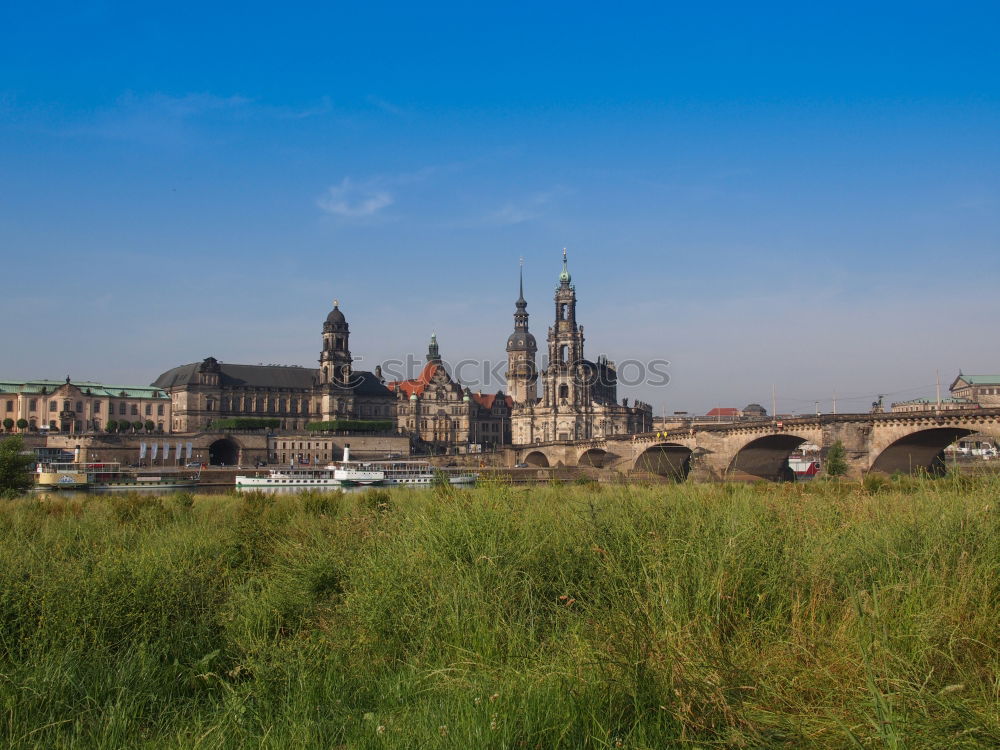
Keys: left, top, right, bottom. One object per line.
{"left": 0, "top": 436, "right": 35, "bottom": 496}
{"left": 15, "top": 418, "right": 28, "bottom": 432}
{"left": 132, "top": 421, "right": 144, "bottom": 432}
{"left": 144, "top": 420, "right": 155, "bottom": 432}
{"left": 2, "top": 418, "right": 13, "bottom": 432}
{"left": 106, "top": 419, "right": 118, "bottom": 433}
{"left": 825, "top": 440, "right": 848, "bottom": 477}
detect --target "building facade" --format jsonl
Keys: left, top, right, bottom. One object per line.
{"left": 950, "top": 373, "right": 1000, "bottom": 408}
{"left": 152, "top": 302, "right": 395, "bottom": 432}
{"left": 0, "top": 377, "right": 171, "bottom": 434}
{"left": 387, "top": 334, "right": 512, "bottom": 452}
{"left": 508, "top": 251, "right": 653, "bottom": 444}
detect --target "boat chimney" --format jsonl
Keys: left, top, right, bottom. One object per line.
{"left": 343, "top": 444, "right": 350, "bottom": 462}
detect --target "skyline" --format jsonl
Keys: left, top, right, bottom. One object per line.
{"left": 2, "top": 3, "right": 998, "bottom": 415}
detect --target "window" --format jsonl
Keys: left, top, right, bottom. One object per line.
{"left": 4, "top": 400, "right": 11, "bottom": 412}
{"left": 76, "top": 401, "right": 83, "bottom": 412}
{"left": 93, "top": 402, "right": 101, "bottom": 413}
{"left": 157, "top": 404, "right": 164, "bottom": 416}
{"left": 559, "top": 345, "right": 568, "bottom": 363}
{"left": 145, "top": 404, "right": 151, "bottom": 415}
{"left": 63, "top": 400, "right": 71, "bottom": 411}
{"left": 131, "top": 404, "right": 138, "bottom": 416}
{"left": 29, "top": 399, "right": 36, "bottom": 411}
{"left": 559, "top": 384, "right": 569, "bottom": 400}
{"left": 50, "top": 401, "right": 57, "bottom": 411}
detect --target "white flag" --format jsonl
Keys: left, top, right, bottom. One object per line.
{"left": 139, "top": 442, "right": 147, "bottom": 459}
{"left": 162, "top": 442, "right": 170, "bottom": 460}
{"left": 151, "top": 443, "right": 158, "bottom": 460}
{"left": 176, "top": 441, "right": 182, "bottom": 460}
{"left": 185, "top": 442, "right": 193, "bottom": 459}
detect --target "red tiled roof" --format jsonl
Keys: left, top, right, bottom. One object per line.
{"left": 385, "top": 362, "right": 440, "bottom": 398}
{"left": 472, "top": 392, "right": 513, "bottom": 409}
{"left": 705, "top": 407, "right": 740, "bottom": 417}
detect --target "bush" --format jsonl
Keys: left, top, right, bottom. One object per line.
{"left": 16, "top": 418, "right": 28, "bottom": 431}
{"left": 144, "top": 420, "right": 155, "bottom": 432}
{"left": 209, "top": 417, "right": 281, "bottom": 430}
{"left": 305, "top": 419, "right": 393, "bottom": 433}
{"left": 132, "top": 421, "right": 143, "bottom": 432}
{"left": 825, "top": 439, "right": 848, "bottom": 476}
{"left": 0, "top": 436, "right": 34, "bottom": 494}
{"left": 2, "top": 418, "right": 13, "bottom": 432}
{"left": 105, "top": 419, "right": 118, "bottom": 433}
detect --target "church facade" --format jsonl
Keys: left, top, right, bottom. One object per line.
{"left": 507, "top": 252, "right": 653, "bottom": 444}
{"left": 152, "top": 302, "right": 395, "bottom": 432}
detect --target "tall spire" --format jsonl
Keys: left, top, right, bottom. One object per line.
{"left": 518, "top": 257, "right": 526, "bottom": 304}
{"left": 559, "top": 247, "right": 571, "bottom": 285}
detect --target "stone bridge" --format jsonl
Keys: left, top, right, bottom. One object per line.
{"left": 511, "top": 409, "right": 1000, "bottom": 481}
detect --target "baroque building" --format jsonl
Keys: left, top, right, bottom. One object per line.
{"left": 0, "top": 377, "right": 171, "bottom": 434}
{"left": 387, "top": 334, "right": 512, "bottom": 452}
{"left": 152, "top": 302, "right": 394, "bottom": 432}
{"left": 508, "top": 251, "right": 653, "bottom": 444}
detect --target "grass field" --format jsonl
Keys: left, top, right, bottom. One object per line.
{"left": 1, "top": 476, "right": 999, "bottom": 748}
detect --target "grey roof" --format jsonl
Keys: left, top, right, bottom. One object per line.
{"left": 152, "top": 362, "right": 391, "bottom": 397}
{"left": 326, "top": 306, "right": 347, "bottom": 325}
{"left": 506, "top": 331, "right": 537, "bottom": 351}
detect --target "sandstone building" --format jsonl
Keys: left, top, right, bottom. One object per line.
{"left": 387, "top": 334, "right": 512, "bottom": 452}
{"left": 0, "top": 377, "right": 171, "bottom": 434}
{"left": 950, "top": 373, "right": 1000, "bottom": 408}
{"left": 508, "top": 252, "right": 653, "bottom": 444}
{"left": 152, "top": 302, "right": 394, "bottom": 432}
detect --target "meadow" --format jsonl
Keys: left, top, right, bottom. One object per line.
{"left": 1, "top": 476, "right": 998, "bottom": 748}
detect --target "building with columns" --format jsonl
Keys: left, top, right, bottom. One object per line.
{"left": 152, "top": 301, "right": 394, "bottom": 432}
{"left": 508, "top": 251, "right": 653, "bottom": 444}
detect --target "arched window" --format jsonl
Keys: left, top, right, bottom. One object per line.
{"left": 559, "top": 384, "right": 569, "bottom": 400}
{"left": 559, "top": 345, "right": 568, "bottom": 363}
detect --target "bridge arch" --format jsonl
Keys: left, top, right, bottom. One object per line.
{"left": 578, "top": 447, "right": 607, "bottom": 467}
{"left": 869, "top": 426, "right": 974, "bottom": 476}
{"left": 632, "top": 443, "right": 693, "bottom": 481}
{"left": 523, "top": 450, "right": 550, "bottom": 468}
{"left": 208, "top": 437, "right": 240, "bottom": 466}
{"left": 727, "top": 433, "right": 810, "bottom": 482}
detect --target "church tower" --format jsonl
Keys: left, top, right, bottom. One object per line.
{"left": 505, "top": 262, "right": 537, "bottom": 405}
{"left": 545, "top": 249, "right": 586, "bottom": 410}
{"left": 319, "top": 300, "right": 352, "bottom": 386}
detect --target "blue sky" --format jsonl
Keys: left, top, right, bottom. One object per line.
{"left": 2, "top": 2, "right": 998, "bottom": 415}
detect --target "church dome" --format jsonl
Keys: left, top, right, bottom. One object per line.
{"left": 506, "top": 331, "right": 536, "bottom": 351}
{"left": 326, "top": 305, "right": 346, "bottom": 325}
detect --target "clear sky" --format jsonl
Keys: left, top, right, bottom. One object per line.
{"left": 2, "top": 2, "right": 998, "bottom": 415}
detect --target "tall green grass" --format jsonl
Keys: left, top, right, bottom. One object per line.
{"left": 1, "top": 477, "right": 999, "bottom": 748}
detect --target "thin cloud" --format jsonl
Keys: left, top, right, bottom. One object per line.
{"left": 317, "top": 178, "right": 394, "bottom": 218}
{"left": 366, "top": 94, "right": 409, "bottom": 117}
{"left": 486, "top": 188, "right": 571, "bottom": 226}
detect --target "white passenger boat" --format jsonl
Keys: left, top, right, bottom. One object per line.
{"left": 34, "top": 462, "right": 201, "bottom": 491}
{"left": 235, "top": 446, "right": 385, "bottom": 489}
{"left": 235, "top": 448, "right": 478, "bottom": 490}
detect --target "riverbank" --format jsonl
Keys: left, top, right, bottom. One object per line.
{"left": 2, "top": 476, "right": 999, "bottom": 748}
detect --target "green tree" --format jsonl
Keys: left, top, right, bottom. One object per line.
{"left": 0, "top": 436, "right": 35, "bottom": 495}
{"left": 2, "top": 418, "right": 13, "bottom": 432}
{"left": 132, "top": 421, "right": 144, "bottom": 432}
{"left": 144, "top": 420, "right": 155, "bottom": 432}
{"left": 106, "top": 419, "right": 118, "bottom": 433}
{"left": 825, "top": 440, "right": 848, "bottom": 477}
{"left": 16, "top": 418, "right": 28, "bottom": 432}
